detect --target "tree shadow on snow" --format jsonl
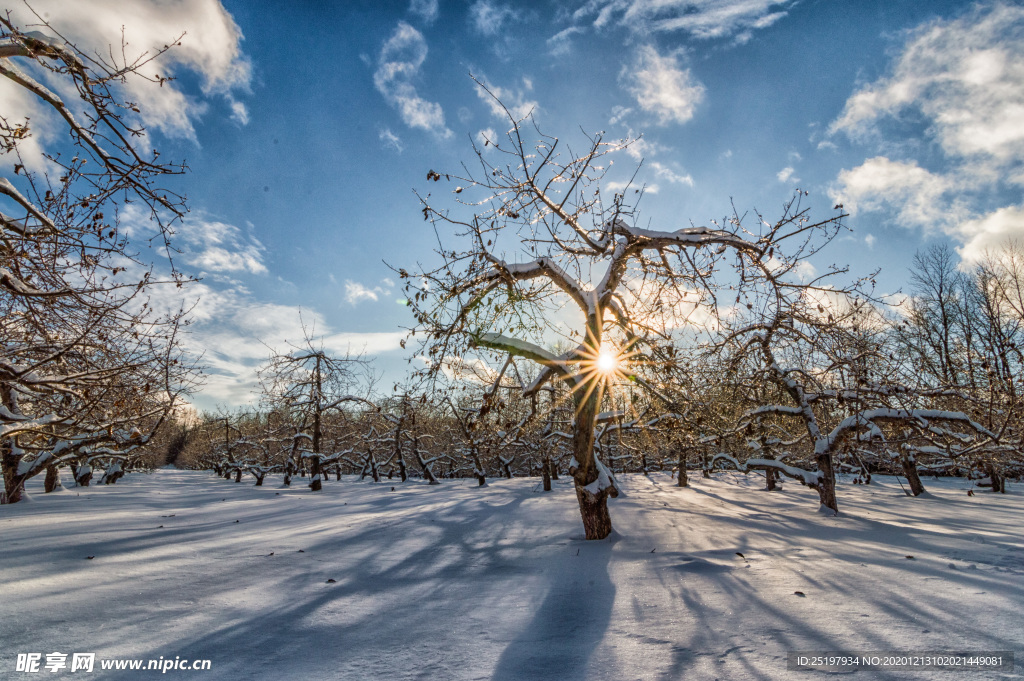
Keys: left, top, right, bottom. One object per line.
{"left": 490, "top": 533, "right": 617, "bottom": 681}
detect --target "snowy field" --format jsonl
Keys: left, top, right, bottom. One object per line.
{"left": 2, "top": 470, "right": 1022, "bottom": 680}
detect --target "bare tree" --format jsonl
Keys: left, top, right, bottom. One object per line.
{"left": 1, "top": 15, "right": 197, "bottom": 503}
{"left": 400, "top": 85, "right": 847, "bottom": 538}
{"left": 257, "top": 330, "right": 374, "bottom": 491}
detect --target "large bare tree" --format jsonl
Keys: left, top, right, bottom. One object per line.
{"left": 400, "top": 86, "right": 847, "bottom": 539}
{"left": 0, "top": 14, "right": 196, "bottom": 502}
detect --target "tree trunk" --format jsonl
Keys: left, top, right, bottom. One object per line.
{"left": 233, "top": 468, "right": 242, "bottom": 483}
{"left": 472, "top": 451, "right": 487, "bottom": 487}
{"left": 816, "top": 453, "right": 838, "bottom": 513}
{"left": 75, "top": 464, "right": 93, "bottom": 487}
{"left": 574, "top": 482, "right": 613, "bottom": 540}
{"left": 2, "top": 440, "right": 26, "bottom": 504}
{"left": 254, "top": 472, "right": 265, "bottom": 486}
{"left": 542, "top": 456, "right": 551, "bottom": 491}
{"left": 283, "top": 459, "right": 293, "bottom": 486}
{"left": 309, "top": 455, "right": 322, "bottom": 491}
{"left": 901, "top": 454, "right": 925, "bottom": 496}
{"left": 571, "top": 370, "right": 616, "bottom": 540}
{"left": 989, "top": 464, "right": 1006, "bottom": 493}
{"left": 765, "top": 467, "right": 777, "bottom": 492}
{"left": 676, "top": 449, "right": 688, "bottom": 487}
{"left": 44, "top": 464, "right": 62, "bottom": 493}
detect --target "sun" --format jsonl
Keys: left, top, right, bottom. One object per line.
{"left": 595, "top": 347, "right": 620, "bottom": 375}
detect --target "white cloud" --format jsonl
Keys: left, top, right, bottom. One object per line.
{"left": 831, "top": 2, "right": 1024, "bottom": 164}
{"left": 547, "top": 25, "right": 585, "bottom": 56}
{"left": 832, "top": 156, "right": 959, "bottom": 230}
{"left": 476, "top": 127, "right": 498, "bottom": 149}
{"left": 146, "top": 279, "right": 405, "bottom": 409}
{"left": 609, "top": 105, "right": 633, "bottom": 126}
{"left": 573, "top": 0, "right": 794, "bottom": 40}
{"left": 119, "top": 204, "right": 267, "bottom": 275}
{"left": 793, "top": 259, "right": 817, "bottom": 282}
{"left": 776, "top": 166, "right": 798, "bottom": 183}
{"left": 379, "top": 128, "right": 404, "bottom": 152}
{"left": 469, "top": 1, "right": 517, "bottom": 36}
{"left": 344, "top": 279, "right": 394, "bottom": 305}
{"left": 373, "top": 22, "right": 451, "bottom": 136}
{"left": 865, "top": 234, "right": 877, "bottom": 249}
{"left": 620, "top": 45, "right": 705, "bottom": 126}
{"left": 829, "top": 3, "right": 1024, "bottom": 266}
{"left": 623, "top": 135, "right": 667, "bottom": 162}
{"left": 649, "top": 161, "right": 693, "bottom": 187}
{"left": 474, "top": 75, "right": 539, "bottom": 122}
{"left": 408, "top": 0, "right": 439, "bottom": 23}
{"left": 320, "top": 331, "right": 406, "bottom": 357}
{"left": 1, "top": 0, "right": 251, "bottom": 143}
{"left": 957, "top": 205, "right": 1024, "bottom": 263}
{"left": 178, "top": 216, "right": 267, "bottom": 275}
{"left": 227, "top": 96, "right": 249, "bottom": 125}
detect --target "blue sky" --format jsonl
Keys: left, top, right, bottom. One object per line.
{"left": 5, "top": 0, "right": 1023, "bottom": 411}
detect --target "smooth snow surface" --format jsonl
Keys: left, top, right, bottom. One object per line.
{"left": 2, "top": 471, "right": 1022, "bottom": 680}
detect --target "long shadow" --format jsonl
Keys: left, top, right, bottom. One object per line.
{"left": 491, "top": 534, "right": 617, "bottom": 681}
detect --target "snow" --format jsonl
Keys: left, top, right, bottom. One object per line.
{"left": 2, "top": 470, "right": 1022, "bottom": 680}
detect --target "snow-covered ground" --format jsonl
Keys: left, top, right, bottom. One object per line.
{"left": 2, "top": 470, "right": 1022, "bottom": 680}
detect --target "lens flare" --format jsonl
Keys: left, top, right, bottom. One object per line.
{"left": 596, "top": 348, "right": 619, "bottom": 374}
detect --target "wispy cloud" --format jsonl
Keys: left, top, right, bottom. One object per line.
{"left": 344, "top": 279, "right": 394, "bottom": 305}
{"left": 408, "top": 0, "right": 439, "bottom": 23}
{"left": 547, "top": 25, "right": 585, "bottom": 55}
{"left": 776, "top": 166, "right": 798, "bottom": 184}
{"left": 373, "top": 22, "right": 451, "bottom": 137}
{"left": 474, "top": 75, "right": 539, "bottom": 121}
{"left": 379, "top": 128, "right": 404, "bottom": 152}
{"left": 572, "top": 0, "right": 794, "bottom": 41}
{"left": 469, "top": 1, "right": 518, "bottom": 35}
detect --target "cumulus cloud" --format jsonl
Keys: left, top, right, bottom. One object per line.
{"left": 373, "top": 22, "right": 451, "bottom": 136}
{"left": 620, "top": 45, "right": 705, "bottom": 125}
{"left": 572, "top": 0, "right": 794, "bottom": 40}
{"left": 1, "top": 0, "right": 251, "bottom": 143}
{"left": 830, "top": 2, "right": 1024, "bottom": 263}
{"left": 831, "top": 2, "right": 1024, "bottom": 163}
{"left": 957, "top": 205, "right": 1024, "bottom": 263}
{"left": 622, "top": 135, "right": 667, "bottom": 162}
{"left": 832, "top": 157, "right": 959, "bottom": 230}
